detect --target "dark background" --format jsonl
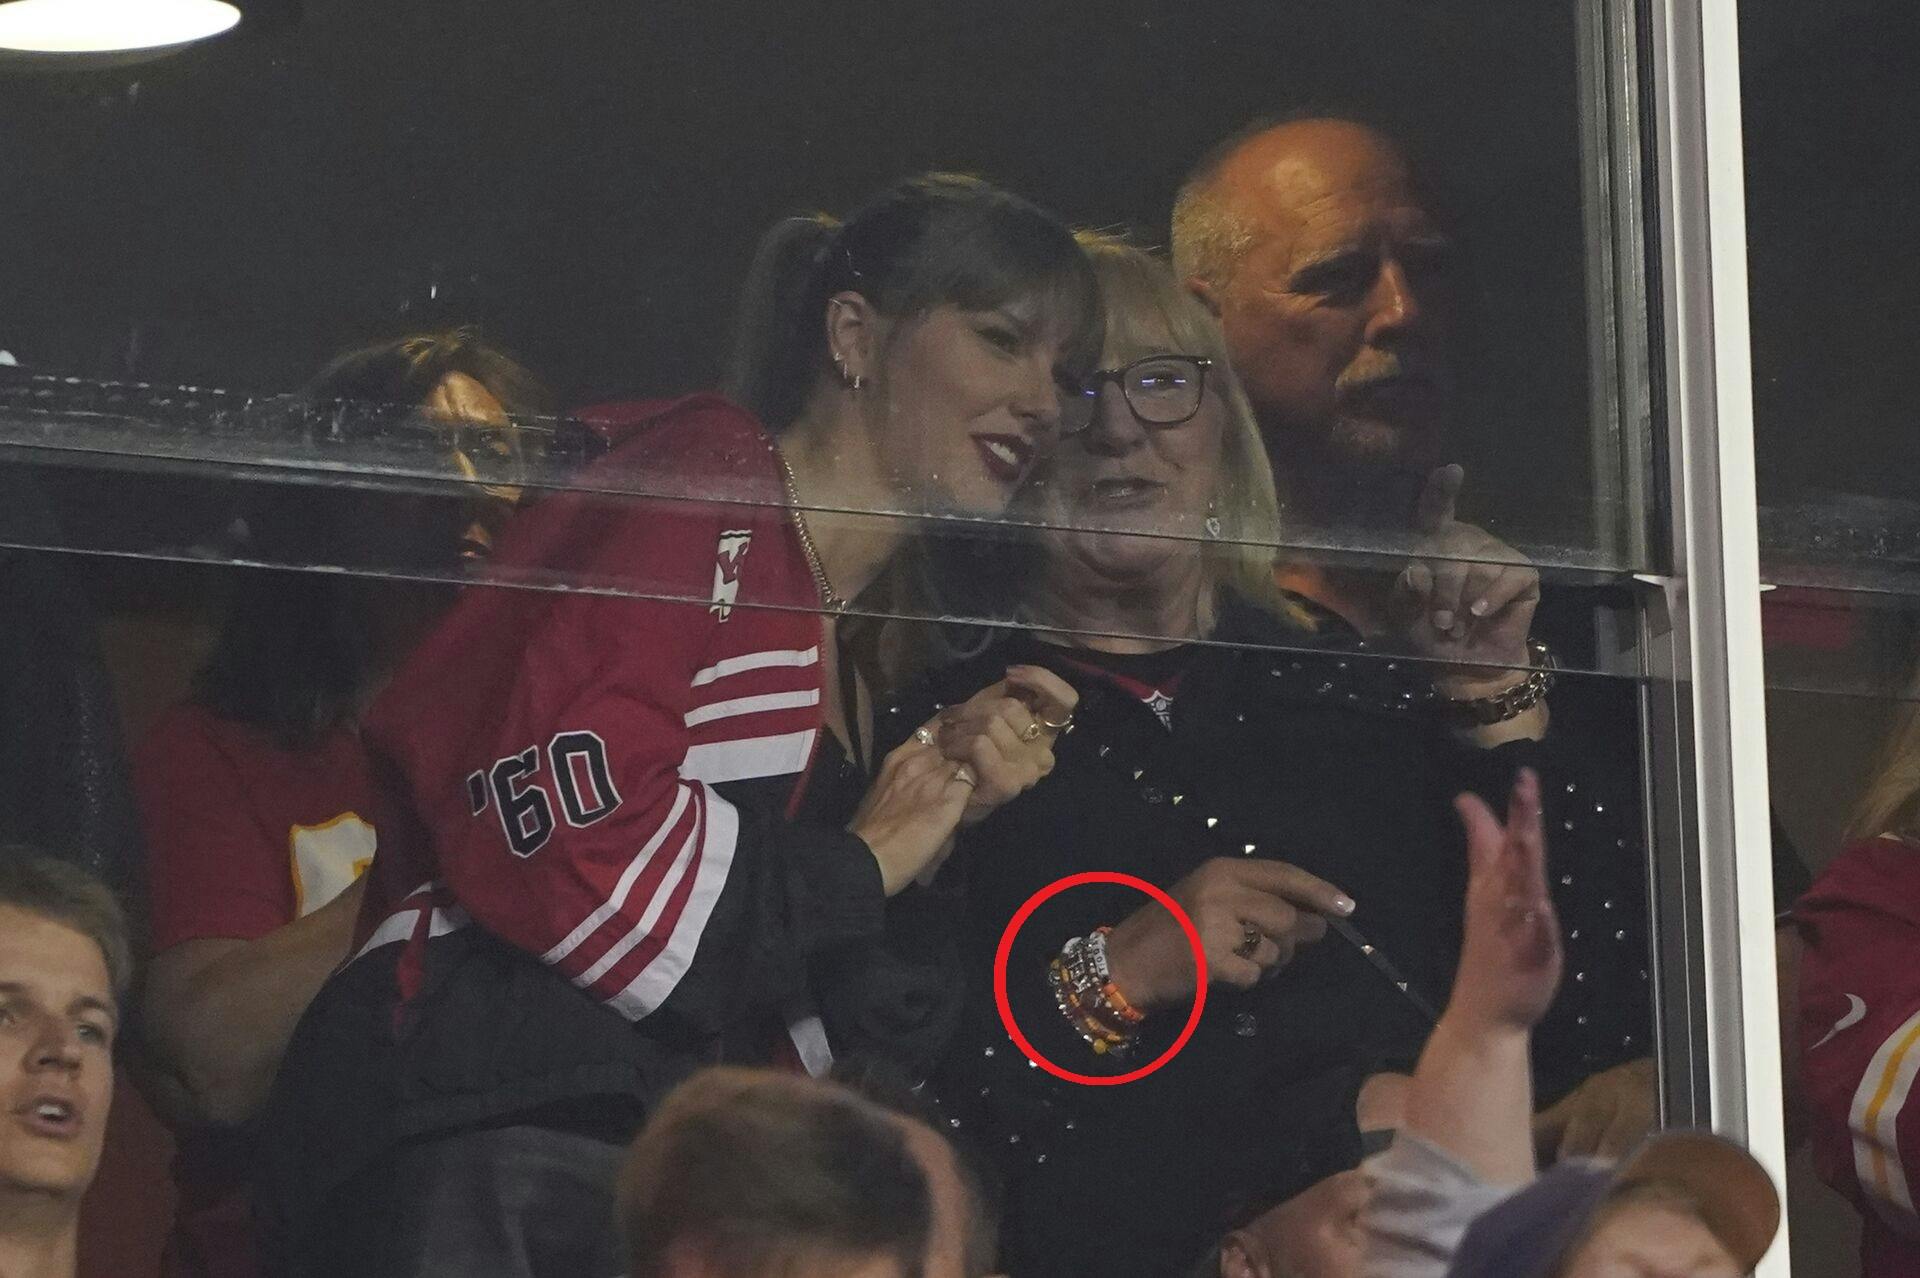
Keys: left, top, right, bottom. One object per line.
{"left": 0, "top": 6, "right": 1906, "bottom": 1274}
{"left": 0, "top": 0, "right": 1603, "bottom": 555}
{"left": 1742, "top": 0, "right": 1918, "bottom": 515}
{"left": 3, "top": 0, "right": 1904, "bottom": 569}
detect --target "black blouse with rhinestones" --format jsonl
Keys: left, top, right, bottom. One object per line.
{"left": 844, "top": 598, "right": 1652, "bottom": 1278}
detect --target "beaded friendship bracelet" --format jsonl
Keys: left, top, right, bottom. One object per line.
{"left": 1050, "top": 926, "right": 1144, "bottom": 1055}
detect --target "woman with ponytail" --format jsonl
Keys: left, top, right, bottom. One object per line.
{"left": 260, "top": 173, "right": 1097, "bottom": 1278}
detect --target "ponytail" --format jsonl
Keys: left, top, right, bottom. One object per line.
{"left": 723, "top": 214, "right": 840, "bottom": 433}
{"left": 723, "top": 173, "right": 1101, "bottom": 435}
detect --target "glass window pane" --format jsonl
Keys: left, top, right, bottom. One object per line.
{"left": 1745, "top": 2, "right": 1918, "bottom": 1274}
{"left": 0, "top": 3, "right": 1671, "bottom": 1274}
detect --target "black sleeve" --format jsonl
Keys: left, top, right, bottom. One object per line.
{"left": 813, "top": 876, "right": 967, "bottom": 1081}
{"left": 665, "top": 806, "right": 889, "bottom": 1048}
{"left": 1434, "top": 676, "right": 1657, "bottom": 1102}
{"left": 810, "top": 669, "right": 986, "bottom": 1078}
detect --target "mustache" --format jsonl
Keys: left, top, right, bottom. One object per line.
{"left": 1335, "top": 350, "right": 1447, "bottom": 396}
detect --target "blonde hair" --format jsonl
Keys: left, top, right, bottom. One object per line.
{"left": 1846, "top": 659, "right": 1920, "bottom": 845}
{"left": 0, "top": 845, "right": 132, "bottom": 1000}
{"left": 865, "top": 233, "right": 1312, "bottom": 689}
{"left": 1067, "top": 231, "right": 1304, "bottom": 632}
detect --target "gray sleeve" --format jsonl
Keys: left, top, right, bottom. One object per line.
{"left": 1360, "top": 1134, "right": 1516, "bottom": 1278}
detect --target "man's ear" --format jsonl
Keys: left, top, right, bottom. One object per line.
{"left": 1185, "top": 275, "right": 1224, "bottom": 318}
{"left": 1218, "top": 1231, "right": 1269, "bottom": 1278}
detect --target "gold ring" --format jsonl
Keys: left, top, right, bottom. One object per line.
{"left": 914, "top": 726, "right": 938, "bottom": 747}
{"left": 1020, "top": 721, "right": 1043, "bottom": 742}
{"left": 1235, "top": 923, "right": 1262, "bottom": 960}
{"left": 1039, "top": 711, "right": 1075, "bottom": 732}
{"left": 952, "top": 764, "right": 977, "bottom": 788}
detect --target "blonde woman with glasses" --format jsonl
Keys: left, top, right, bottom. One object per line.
{"left": 866, "top": 235, "right": 1616, "bottom": 1277}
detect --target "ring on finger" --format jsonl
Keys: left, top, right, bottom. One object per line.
{"left": 952, "top": 763, "right": 977, "bottom": 789}
{"left": 1039, "top": 711, "right": 1075, "bottom": 732}
{"left": 1019, "top": 721, "right": 1043, "bottom": 743}
{"left": 914, "top": 726, "right": 938, "bottom": 747}
{"left": 1234, "top": 922, "right": 1263, "bottom": 960}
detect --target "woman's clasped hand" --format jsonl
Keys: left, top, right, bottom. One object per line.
{"left": 851, "top": 664, "right": 1078, "bottom": 894}
{"left": 933, "top": 664, "right": 1079, "bottom": 825}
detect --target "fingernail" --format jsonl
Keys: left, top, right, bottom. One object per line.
{"left": 1470, "top": 599, "right": 1490, "bottom": 617}
{"left": 1432, "top": 610, "right": 1453, "bottom": 630}
{"left": 1333, "top": 894, "right": 1356, "bottom": 916}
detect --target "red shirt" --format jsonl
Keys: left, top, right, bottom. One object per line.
{"left": 137, "top": 703, "right": 385, "bottom": 1278}
{"left": 353, "top": 395, "right": 835, "bottom": 1028}
{"left": 1797, "top": 834, "right": 1920, "bottom": 1278}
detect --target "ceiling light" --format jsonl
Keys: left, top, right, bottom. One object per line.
{"left": 0, "top": 0, "right": 239, "bottom": 66}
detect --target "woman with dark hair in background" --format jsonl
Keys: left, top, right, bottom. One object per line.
{"left": 258, "top": 174, "right": 1095, "bottom": 1278}
{"left": 1797, "top": 661, "right": 1920, "bottom": 1278}
{"left": 879, "top": 236, "right": 1636, "bottom": 1277}
{"left": 135, "top": 329, "right": 546, "bottom": 1278}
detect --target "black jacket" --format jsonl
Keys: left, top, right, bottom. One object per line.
{"left": 866, "top": 598, "right": 1650, "bottom": 1277}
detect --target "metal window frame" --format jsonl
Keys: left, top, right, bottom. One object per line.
{"left": 1639, "top": 0, "right": 1790, "bottom": 1271}
{"left": 1577, "top": 0, "right": 1654, "bottom": 570}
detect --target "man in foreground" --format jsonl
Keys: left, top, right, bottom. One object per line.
{"left": 0, "top": 846, "right": 129, "bottom": 1278}
{"left": 619, "top": 1065, "right": 995, "bottom": 1278}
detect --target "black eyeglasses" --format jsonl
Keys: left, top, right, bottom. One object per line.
{"left": 1059, "top": 355, "right": 1213, "bottom": 435}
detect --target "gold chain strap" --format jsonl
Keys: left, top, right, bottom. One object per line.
{"left": 774, "top": 449, "right": 847, "bottom": 614}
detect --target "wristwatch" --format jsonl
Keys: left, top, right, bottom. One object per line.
{"left": 1438, "top": 638, "right": 1556, "bottom": 726}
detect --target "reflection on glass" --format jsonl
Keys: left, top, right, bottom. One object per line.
{"left": 128, "top": 330, "right": 551, "bottom": 1274}
{"left": 1764, "top": 587, "right": 1920, "bottom": 703}
{"left": 864, "top": 238, "right": 1655, "bottom": 1273}
{"left": 1781, "top": 648, "right": 1920, "bottom": 1278}
{"left": 1747, "top": 1, "right": 1920, "bottom": 599}
{"left": 0, "top": 4, "right": 1665, "bottom": 1274}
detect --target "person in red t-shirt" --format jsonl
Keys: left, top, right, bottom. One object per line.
{"left": 133, "top": 329, "right": 547, "bottom": 1278}
{"left": 1797, "top": 665, "right": 1920, "bottom": 1278}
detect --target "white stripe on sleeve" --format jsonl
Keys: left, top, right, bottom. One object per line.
{"left": 349, "top": 902, "right": 470, "bottom": 964}
{"left": 572, "top": 796, "right": 705, "bottom": 992}
{"left": 689, "top": 646, "right": 820, "bottom": 688}
{"left": 604, "top": 783, "right": 739, "bottom": 1022}
{"left": 683, "top": 688, "right": 820, "bottom": 728}
{"left": 681, "top": 728, "right": 817, "bottom": 784}
{"left": 541, "top": 785, "right": 692, "bottom": 968}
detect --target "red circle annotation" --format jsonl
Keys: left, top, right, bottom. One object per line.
{"left": 991, "top": 870, "right": 1208, "bottom": 1087}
